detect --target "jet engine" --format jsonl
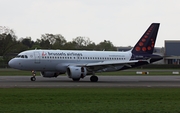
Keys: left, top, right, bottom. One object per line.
{"left": 40, "top": 71, "right": 59, "bottom": 78}
{"left": 66, "top": 66, "right": 87, "bottom": 80}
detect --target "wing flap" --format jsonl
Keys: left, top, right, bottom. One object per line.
{"left": 84, "top": 60, "right": 139, "bottom": 72}
{"left": 86, "top": 60, "right": 138, "bottom": 67}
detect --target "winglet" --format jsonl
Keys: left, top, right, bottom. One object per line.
{"left": 132, "top": 23, "right": 160, "bottom": 55}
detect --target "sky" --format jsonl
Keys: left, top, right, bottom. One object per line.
{"left": 0, "top": 0, "right": 180, "bottom": 47}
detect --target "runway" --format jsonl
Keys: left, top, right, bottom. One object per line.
{"left": 0, "top": 75, "right": 180, "bottom": 88}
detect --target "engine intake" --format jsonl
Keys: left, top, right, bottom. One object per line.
{"left": 66, "top": 66, "right": 87, "bottom": 79}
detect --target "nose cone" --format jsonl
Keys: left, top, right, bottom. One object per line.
{"left": 8, "top": 59, "right": 16, "bottom": 68}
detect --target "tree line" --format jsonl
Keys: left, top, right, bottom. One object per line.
{"left": 0, "top": 26, "right": 116, "bottom": 66}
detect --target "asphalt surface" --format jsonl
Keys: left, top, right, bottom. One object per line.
{"left": 0, "top": 75, "right": 180, "bottom": 88}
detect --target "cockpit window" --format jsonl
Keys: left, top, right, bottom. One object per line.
{"left": 16, "top": 55, "right": 28, "bottom": 58}
{"left": 16, "top": 55, "right": 21, "bottom": 58}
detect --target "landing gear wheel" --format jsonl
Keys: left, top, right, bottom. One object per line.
{"left": 31, "top": 70, "right": 36, "bottom": 81}
{"left": 31, "top": 77, "right": 36, "bottom": 81}
{"left": 72, "top": 78, "right": 80, "bottom": 81}
{"left": 90, "top": 76, "right": 98, "bottom": 82}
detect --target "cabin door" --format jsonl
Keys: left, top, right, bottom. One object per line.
{"left": 34, "top": 52, "right": 40, "bottom": 63}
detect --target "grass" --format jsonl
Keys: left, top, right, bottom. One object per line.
{"left": 0, "top": 68, "right": 180, "bottom": 76}
{"left": 0, "top": 88, "right": 180, "bottom": 113}
{"left": 0, "top": 68, "right": 40, "bottom": 76}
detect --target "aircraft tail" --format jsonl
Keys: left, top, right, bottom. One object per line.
{"left": 132, "top": 23, "right": 160, "bottom": 55}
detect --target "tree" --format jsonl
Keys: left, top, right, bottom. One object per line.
{"left": 63, "top": 41, "right": 77, "bottom": 50}
{"left": 0, "top": 26, "right": 19, "bottom": 66}
{"left": 38, "top": 34, "right": 52, "bottom": 49}
{"left": 72, "top": 37, "right": 92, "bottom": 49}
{"left": 85, "top": 42, "right": 96, "bottom": 50}
{"left": 96, "top": 40, "right": 116, "bottom": 51}
{"left": 20, "top": 37, "right": 34, "bottom": 49}
{"left": 0, "top": 26, "right": 18, "bottom": 56}
{"left": 52, "top": 34, "right": 67, "bottom": 49}
{"left": 0, "top": 26, "right": 17, "bottom": 39}
{"left": 38, "top": 34, "right": 67, "bottom": 49}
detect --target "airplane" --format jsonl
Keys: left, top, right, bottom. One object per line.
{"left": 8, "top": 23, "right": 163, "bottom": 82}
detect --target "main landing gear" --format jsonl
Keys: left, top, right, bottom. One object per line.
{"left": 90, "top": 75, "right": 98, "bottom": 82}
{"left": 72, "top": 75, "right": 98, "bottom": 82}
{"left": 31, "top": 71, "right": 36, "bottom": 81}
{"left": 90, "top": 72, "right": 98, "bottom": 82}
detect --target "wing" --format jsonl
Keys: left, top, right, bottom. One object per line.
{"left": 71, "top": 59, "right": 147, "bottom": 72}
{"left": 71, "top": 59, "right": 150, "bottom": 72}
{"left": 85, "top": 60, "right": 138, "bottom": 72}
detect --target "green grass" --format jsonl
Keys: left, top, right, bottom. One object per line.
{"left": 0, "top": 88, "right": 180, "bottom": 113}
{"left": 0, "top": 68, "right": 40, "bottom": 76}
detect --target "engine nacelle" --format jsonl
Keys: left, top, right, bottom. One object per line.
{"left": 66, "top": 66, "right": 87, "bottom": 79}
{"left": 40, "top": 71, "right": 59, "bottom": 78}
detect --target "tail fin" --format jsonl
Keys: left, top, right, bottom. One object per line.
{"left": 132, "top": 23, "right": 160, "bottom": 55}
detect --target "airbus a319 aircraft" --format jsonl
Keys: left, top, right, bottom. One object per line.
{"left": 8, "top": 23, "right": 163, "bottom": 82}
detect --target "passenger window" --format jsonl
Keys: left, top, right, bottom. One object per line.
{"left": 21, "top": 55, "right": 24, "bottom": 58}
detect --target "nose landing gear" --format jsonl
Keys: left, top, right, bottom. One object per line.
{"left": 31, "top": 71, "right": 36, "bottom": 81}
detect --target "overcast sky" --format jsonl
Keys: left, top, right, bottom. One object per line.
{"left": 1, "top": 0, "right": 180, "bottom": 47}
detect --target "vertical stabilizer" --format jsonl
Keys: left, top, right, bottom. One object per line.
{"left": 132, "top": 23, "right": 160, "bottom": 55}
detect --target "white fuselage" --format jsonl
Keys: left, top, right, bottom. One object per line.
{"left": 9, "top": 50, "right": 132, "bottom": 73}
